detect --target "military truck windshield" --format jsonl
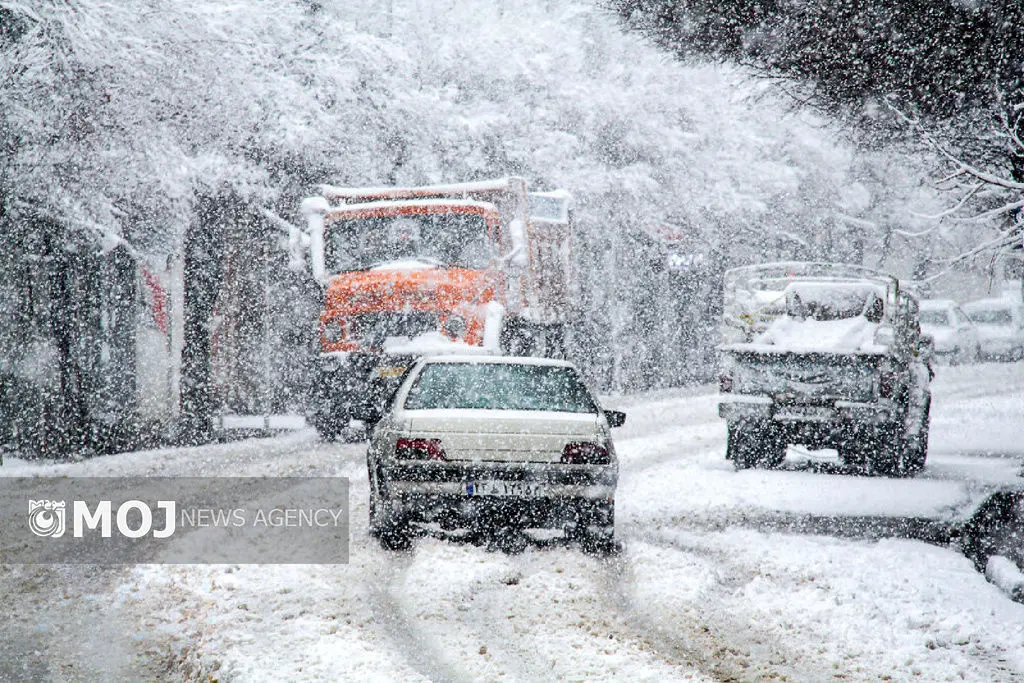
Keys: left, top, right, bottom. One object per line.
{"left": 324, "top": 212, "right": 490, "bottom": 274}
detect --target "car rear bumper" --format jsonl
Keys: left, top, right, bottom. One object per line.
{"left": 381, "top": 461, "right": 616, "bottom": 528}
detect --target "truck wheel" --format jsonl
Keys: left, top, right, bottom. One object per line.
{"left": 869, "top": 424, "right": 906, "bottom": 476}
{"left": 902, "top": 400, "right": 930, "bottom": 475}
{"left": 873, "top": 399, "right": 930, "bottom": 477}
{"left": 313, "top": 407, "right": 351, "bottom": 442}
{"left": 727, "top": 422, "right": 785, "bottom": 469}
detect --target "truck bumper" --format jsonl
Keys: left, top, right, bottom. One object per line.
{"left": 718, "top": 396, "right": 893, "bottom": 426}
{"left": 312, "top": 353, "right": 415, "bottom": 436}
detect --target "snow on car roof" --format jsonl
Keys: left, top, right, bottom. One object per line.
{"left": 919, "top": 298, "right": 958, "bottom": 310}
{"left": 963, "top": 297, "right": 1018, "bottom": 312}
{"left": 417, "top": 354, "right": 578, "bottom": 368}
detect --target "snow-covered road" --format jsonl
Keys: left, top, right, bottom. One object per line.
{"left": 2, "top": 363, "right": 1024, "bottom": 681}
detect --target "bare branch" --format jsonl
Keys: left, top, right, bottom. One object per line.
{"left": 909, "top": 182, "right": 983, "bottom": 220}
{"left": 886, "top": 101, "right": 1024, "bottom": 191}
{"left": 934, "top": 229, "right": 1022, "bottom": 267}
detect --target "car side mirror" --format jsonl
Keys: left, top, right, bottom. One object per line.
{"left": 351, "top": 401, "right": 385, "bottom": 425}
{"left": 605, "top": 410, "right": 626, "bottom": 428}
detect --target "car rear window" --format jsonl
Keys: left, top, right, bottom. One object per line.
{"left": 404, "top": 362, "right": 599, "bottom": 413}
{"left": 967, "top": 308, "right": 1013, "bottom": 325}
{"left": 919, "top": 309, "right": 950, "bottom": 326}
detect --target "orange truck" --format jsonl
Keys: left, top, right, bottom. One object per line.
{"left": 300, "top": 177, "right": 574, "bottom": 439}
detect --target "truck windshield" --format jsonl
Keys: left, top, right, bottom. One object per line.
{"left": 404, "top": 363, "right": 599, "bottom": 413}
{"left": 347, "top": 311, "right": 438, "bottom": 351}
{"left": 785, "top": 283, "right": 885, "bottom": 322}
{"left": 324, "top": 212, "right": 490, "bottom": 274}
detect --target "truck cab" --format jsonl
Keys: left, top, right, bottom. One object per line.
{"left": 300, "top": 178, "right": 573, "bottom": 440}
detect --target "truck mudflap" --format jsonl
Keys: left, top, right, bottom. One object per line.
{"left": 311, "top": 352, "right": 415, "bottom": 440}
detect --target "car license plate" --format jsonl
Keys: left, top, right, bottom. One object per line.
{"left": 373, "top": 365, "right": 407, "bottom": 378}
{"left": 775, "top": 405, "right": 833, "bottom": 420}
{"left": 466, "top": 480, "right": 545, "bottom": 498}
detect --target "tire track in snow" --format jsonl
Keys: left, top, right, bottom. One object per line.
{"left": 417, "top": 549, "right": 568, "bottom": 682}
{"left": 365, "top": 552, "right": 471, "bottom": 683}
{"left": 598, "top": 529, "right": 859, "bottom": 682}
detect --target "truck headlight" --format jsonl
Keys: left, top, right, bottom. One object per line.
{"left": 323, "top": 321, "right": 343, "bottom": 343}
{"left": 442, "top": 315, "right": 467, "bottom": 339}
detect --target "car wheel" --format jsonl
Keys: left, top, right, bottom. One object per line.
{"left": 378, "top": 514, "right": 414, "bottom": 552}
{"left": 367, "top": 464, "right": 381, "bottom": 538}
{"left": 961, "top": 490, "right": 1024, "bottom": 573}
{"left": 567, "top": 501, "right": 618, "bottom": 555}
{"left": 369, "top": 465, "right": 414, "bottom": 551}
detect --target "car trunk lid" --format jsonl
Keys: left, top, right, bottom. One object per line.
{"left": 405, "top": 409, "right": 602, "bottom": 463}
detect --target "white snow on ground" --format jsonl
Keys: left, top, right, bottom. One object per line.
{"left": 7, "top": 362, "right": 1024, "bottom": 680}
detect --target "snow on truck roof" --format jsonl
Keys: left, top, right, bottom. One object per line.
{"left": 919, "top": 299, "right": 959, "bottom": 310}
{"left": 725, "top": 262, "right": 898, "bottom": 291}
{"left": 963, "top": 297, "right": 1020, "bottom": 312}
{"left": 320, "top": 177, "right": 525, "bottom": 202}
{"left": 320, "top": 199, "right": 500, "bottom": 223}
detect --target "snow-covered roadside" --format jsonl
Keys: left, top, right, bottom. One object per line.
{"left": 626, "top": 529, "right": 1024, "bottom": 681}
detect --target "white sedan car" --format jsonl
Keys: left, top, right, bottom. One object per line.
{"left": 919, "top": 299, "right": 981, "bottom": 364}
{"left": 358, "top": 355, "right": 624, "bottom": 553}
{"left": 963, "top": 298, "right": 1024, "bottom": 361}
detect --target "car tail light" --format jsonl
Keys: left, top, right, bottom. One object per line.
{"left": 719, "top": 373, "right": 734, "bottom": 393}
{"left": 395, "top": 438, "right": 447, "bottom": 461}
{"left": 561, "top": 442, "right": 611, "bottom": 465}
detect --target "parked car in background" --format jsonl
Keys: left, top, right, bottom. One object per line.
{"left": 918, "top": 299, "right": 981, "bottom": 364}
{"left": 962, "top": 298, "right": 1024, "bottom": 361}
{"left": 358, "top": 355, "right": 624, "bottom": 553}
